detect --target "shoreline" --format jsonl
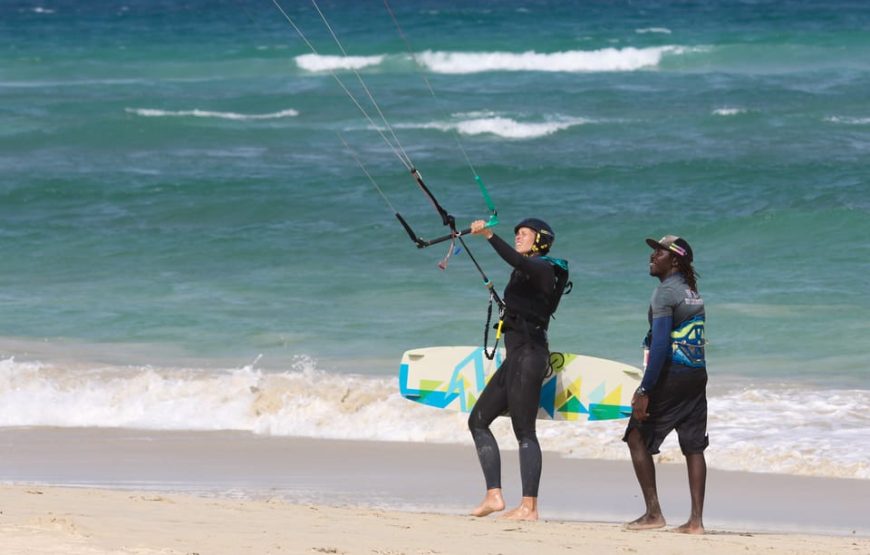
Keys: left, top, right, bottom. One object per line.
{"left": 2, "top": 428, "right": 869, "bottom": 538}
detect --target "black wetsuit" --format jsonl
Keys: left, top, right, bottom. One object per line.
{"left": 468, "top": 233, "right": 555, "bottom": 498}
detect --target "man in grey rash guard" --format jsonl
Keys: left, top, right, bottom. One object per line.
{"left": 623, "top": 234, "right": 708, "bottom": 534}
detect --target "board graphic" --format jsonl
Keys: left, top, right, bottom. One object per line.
{"left": 399, "top": 346, "right": 642, "bottom": 421}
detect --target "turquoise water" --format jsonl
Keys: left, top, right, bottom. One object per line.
{"left": 1, "top": 1, "right": 869, "bottom": 380}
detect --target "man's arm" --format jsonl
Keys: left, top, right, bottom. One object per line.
{"left": 632, "top": 314, "right": 672, "bottom": 422}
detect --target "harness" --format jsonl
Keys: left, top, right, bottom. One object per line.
{"left": 483, "top": 257, "right": 572, "bottom": 359}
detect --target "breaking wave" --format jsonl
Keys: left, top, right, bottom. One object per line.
{"left": 295, "top": 53, "right": 385, "bottom": 72}
{"left": 1, "top": 357, "right": 867, "bottom": 480}
{"left": 416, "top": 46, "right": 689, "bottom": 74}
{"left": 293, "top": 46, "right": 693, "bottom": 75}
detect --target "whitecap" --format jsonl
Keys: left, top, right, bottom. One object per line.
{"left": 416, "top": 46, "right": 687, "bottom": 74}
{"left": 295, "top": 53, "right": 385, "bottom": 72}
{"left": 399, "top": 115, "right": 590, "bottom": 139}
{"left": 125, "top": 108, "right": 299, "bottom": 121}
{"left": 825, "top": 116, "right": 870, "bottom": 125}
{"left": 713, "top": 107, "right": 747, "bottom": 116}
{"left": 635, "top": 27, "right": 672, "bottom": 34}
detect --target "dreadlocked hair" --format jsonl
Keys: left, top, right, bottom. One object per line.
{"left": 675, "top": 256, "right": 700, "bottom": 293}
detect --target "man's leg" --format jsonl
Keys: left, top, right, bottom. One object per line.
{"left": 674, "top": 452, "right": 706, "bottom": 534}
{"left": 625, "top": 428, "right": 666, "bottom": 530}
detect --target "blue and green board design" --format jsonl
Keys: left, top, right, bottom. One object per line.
{"left": 399, "top": 346, "right": 640, "bottom": 421}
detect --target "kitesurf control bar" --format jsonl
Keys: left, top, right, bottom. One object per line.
{"left": 397, "top": 169, "right": 499, "bottom": 249}
{"left": 395, "top": 215, "right": 489, "bottom": 249}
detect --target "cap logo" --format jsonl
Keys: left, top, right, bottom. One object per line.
{"left": 668, "top": 243, "right": 687, "bottom": 257}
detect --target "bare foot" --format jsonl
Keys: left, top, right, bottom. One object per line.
{"left": 470, "top": 489, "right": 505, "bottom": 517}
{"left": 672, "top": 520, "right": 704, "bottom": 535}
{"left": 624, "top": 514, "right": 666, "bottom": 530}
{"left": 501, "top": 497, "right": 538, "bottom": 521}
{"left": 502, "top": 505, "right": 538, "bottom": 521}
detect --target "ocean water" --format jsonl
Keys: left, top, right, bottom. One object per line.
{"left": 1, "top": 0, "right": 868, "bottom": 479}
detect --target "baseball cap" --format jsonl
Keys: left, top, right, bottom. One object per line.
{"left": 646, "top": 235, "right": 693, "bottom": 262}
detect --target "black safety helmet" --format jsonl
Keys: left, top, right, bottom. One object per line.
{"left": 514, "top": 218, "right": 555, "bottom": 254}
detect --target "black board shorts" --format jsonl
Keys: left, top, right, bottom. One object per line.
{"left": 623, "top": 365, "right": 709, "bottom": 455}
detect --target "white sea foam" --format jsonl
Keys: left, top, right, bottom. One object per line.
{"left": 705, "top": 386, "right": 870, "bottom": 479}
{"left": 635, "top": 27, "right": 672, "bottom": 34}
{"left": 292, "top": 47, "right": 690, "bottom": 74}
{"left": 295, "top": 53, "right": 385, "bottom": 72}
{"left": 0, "top": 357, "right": 462, "bottom": 443}
{"left": 400, "top": 115, "right": 590, "bottom": 139}
{"left": 825, "top": 116, "right": 870, "bottom": 125}
{"left": 0, "top": 357, "right": 867, "bottom": 479}
{"left": 713, "top": 107, "right": 747, "bottom": 116}
{"left": 416, "top": 46, "right": 687, "bottom": 74}
{"left": 125, "top": 108, "right": 299, "bottom": 120}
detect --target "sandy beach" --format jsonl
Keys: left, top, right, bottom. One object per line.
{"left": 2, "top": 428, "right": 868, "bottom": 554}
{"left": 2, "top": 484, "right": 869, "bottom": 555}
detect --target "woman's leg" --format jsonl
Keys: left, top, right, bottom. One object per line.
{"left": 502, "top": 341, "right": 549, "bottom": 520}
{"left": 468, "top": 363, "right": 509, "bottom": 516}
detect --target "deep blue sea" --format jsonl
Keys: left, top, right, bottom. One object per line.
{"left": 1, "top": 0, "right": 868, "bottom": 479}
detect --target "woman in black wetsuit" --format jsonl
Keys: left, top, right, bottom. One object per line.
{"left": 467, "top": 217, "right": 560, "bottom": 521}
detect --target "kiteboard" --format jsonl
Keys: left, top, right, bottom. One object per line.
{"left": 399, "top": 346, "right": 642, "bottom": 421}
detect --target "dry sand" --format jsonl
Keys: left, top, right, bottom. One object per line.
{"left": 1, "top": 485, "right": 868, "bottom": 555}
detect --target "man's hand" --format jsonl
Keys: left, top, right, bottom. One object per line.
{"left": 631, "top": 391, "right": 650, "bottom": 422}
